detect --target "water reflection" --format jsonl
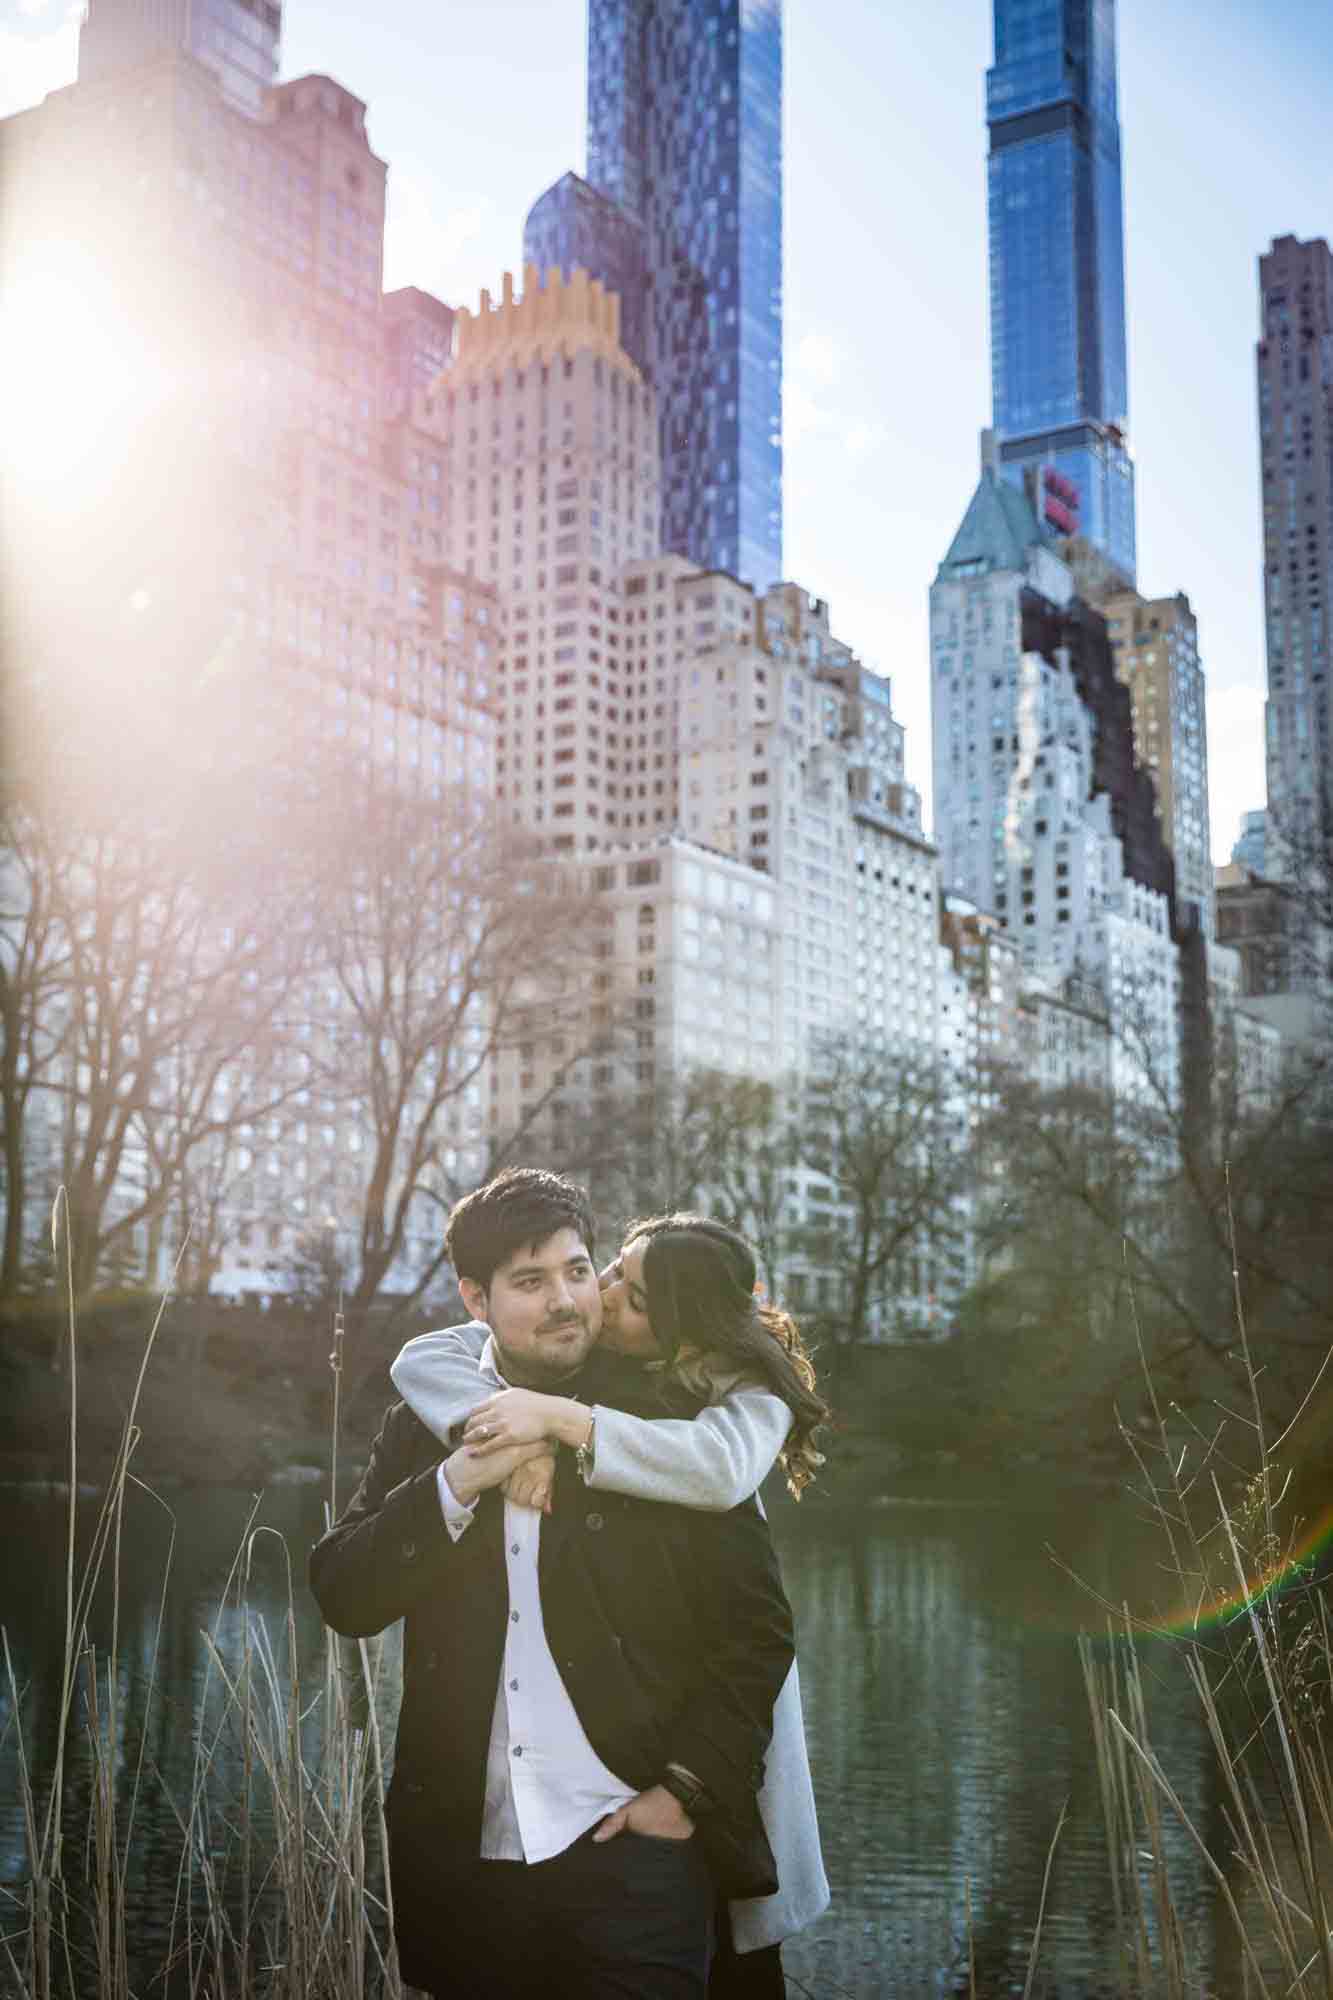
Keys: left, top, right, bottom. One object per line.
{"left": 775, "top": 1496, "right": 1222, "bottom": 1996}
{"left": 0, "top": 1478, "right": 1238, "bottom": 1995}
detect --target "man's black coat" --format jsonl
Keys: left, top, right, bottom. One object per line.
{"left": 309, "top": 1349, "right": 795, "bottom": 1989}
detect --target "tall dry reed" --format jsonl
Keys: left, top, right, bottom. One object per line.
{"left": 1072, "top": 1195, "right": 1333, "bottom": 1998}
{"left": 0, "top": 1196, "right": 408, "bottom": 1999}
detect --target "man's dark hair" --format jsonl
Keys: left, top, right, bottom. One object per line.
{"left": 444, "top": 1167, "right": 597, "bottom": 1292}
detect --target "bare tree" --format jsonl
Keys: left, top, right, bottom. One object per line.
{"left": 0, "top": 756, "right": 314, "bottom": 1305}
{"left": 690, "top": 1072, "right": 795, "bottom": 1296}
{"left": 307, "top": 788, "right": 609, "bottom": 1322}
{"left": 794, "top": 1038, "right": 969, "bottom": 1351}
{"left": 0, "top": 789, "right": 72, "bottom": 1296}
{"left": 66, "top": 803, "right": 307, "bottom": 1302}
{"left": 969, "top": 1031, "right": 1333, "bottom": 1433}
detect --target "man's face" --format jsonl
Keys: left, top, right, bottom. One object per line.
{"left": 459, "top": 1225, "right": 602, "bottom": 1386}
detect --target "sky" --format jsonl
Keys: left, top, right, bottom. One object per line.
{"left": 5, "top": 0, "right": 1331, "bottom": 864}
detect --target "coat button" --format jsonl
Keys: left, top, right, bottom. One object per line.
{"left": 585, "top": 1511, "right": 604, "bottom": 1532}
{"left": 401, "top": 1540, "right": 417, "bottom": 1560}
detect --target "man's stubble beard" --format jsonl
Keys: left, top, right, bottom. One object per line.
{"left": 494, "top": 1318, "right": 600, "bottom": 1388}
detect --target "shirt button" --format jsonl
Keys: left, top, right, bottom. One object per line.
{"left": 510, "top": 1678, "right": 519, "bottom": 1691}
{"left": 511, "top": 1542, "right": 520, "bottom": 1555}
{"left": 511, "top": 1610, "right": 520, "bottom": 1623}
{"left": 585, "top": 1512, "right": 604, "bottom": 1532}
{"left": 513, "top": 1746, "right": 523, "bottom": 1758}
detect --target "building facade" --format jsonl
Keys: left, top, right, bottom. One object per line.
{"left": 380, "top": 286, "right": 457, "bottom": 415}
{"left": 1103, "top": 590, "right": 1214, "bottom": 938}
{"left": 2, "top": 60, "right": 499, "bottom": 1299}
{"left": 1232, "top": 807, "right": 1269, "bottom": 874}
{"left": 1257, "top": 235, "right": 1333, "bottom": 867}
{"left": 79, "top": 0, "right": 281, "bottom": 117}
{"left": 529, "top": 0, "right": 783, "bottom": 591}
{"left": 439, "top": 266, "right": 662, "bottom": 856}
{"left": 931, "top": 465, "right": 1182, "bottom": 1107}
{"left": 986, "top": 0, "right": 1135, "bottom": 581}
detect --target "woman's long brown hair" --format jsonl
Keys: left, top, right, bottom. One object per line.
{"left": 629, "top": 1213, "right": 830, "bottom": 1499}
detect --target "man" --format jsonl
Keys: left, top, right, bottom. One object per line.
{"left": 309, "top": 1168, "right": 795, "bottom": 1999}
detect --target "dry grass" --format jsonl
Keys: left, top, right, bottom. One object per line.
{"left": 0, "top": 1197, "right": 406, "bottom": 1999}
{"left": 1072, "top": 1198, "right": 1333, "bottom": 1999}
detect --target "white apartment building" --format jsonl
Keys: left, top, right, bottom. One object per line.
{"left": 1018, "top": 977, "right": 1113, "bottom": 1096}
{"left": 932, "top": 466, "right": 1184, "bottom": 1109}
{"left": 675, "top": 582, "right": 938, "bottom": 1075}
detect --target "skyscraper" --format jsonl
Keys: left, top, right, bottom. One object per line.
{"left": 986, "top": 0, "right": 1135, "bottom": 582}
{"left": 526, "top": 0, "right": 783, "bottom": 592}
{"left": 1257, "top": 235, "right": 1333, "bottom": 865}
{"left": 79, "top": 0, "right": 281, "bottom": 118}
{"left": 1103, "top": 590, "right": 1214, "bottom": 937}
{"left": 931, "top": 466, "right": 1181, "bottom": 1104}
{"left": 440, "top": 266, "right": 661, "bottom": 855}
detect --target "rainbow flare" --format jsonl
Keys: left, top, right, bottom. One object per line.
{"left": 1154, "top": 1505, "right": 1333, "bottom": 1639}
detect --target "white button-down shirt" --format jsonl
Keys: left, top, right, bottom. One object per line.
{"left": 436, "top": 1339, "right": 636, "bottom": 1863}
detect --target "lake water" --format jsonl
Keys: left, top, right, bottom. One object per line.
{"left": 0, "top": 1463, "right": 1263, "bottom": 1997}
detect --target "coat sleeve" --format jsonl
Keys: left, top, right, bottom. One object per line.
{"left": 388, "top": 1322, "right": 491, "bottom": 1444}
{"left": 663, "top": 1496, "right": 795, "bottom": 1814}
{"left": 586, "top": 1387, "right": 792, "bottom": 1510}
{"left": 308, "top": 1402, "right": 486, "bottom": 1638}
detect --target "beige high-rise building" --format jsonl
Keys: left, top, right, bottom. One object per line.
{"left": 439, "top": 267, "right": 660, "bottom": 857}
{"left": 1103, "top": 590, "right": 1214, "bottom": 938}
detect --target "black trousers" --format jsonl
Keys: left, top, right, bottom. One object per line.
{"left": 708, "top": 1904, "right": 786, "bottom": 2000}
{"left": 428, "top": 1827, "right": 714, "bottom": 1999}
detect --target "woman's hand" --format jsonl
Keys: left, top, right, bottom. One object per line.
{"left": 502, "top": 1448, "right": 557, "bottom": 1515}
{"left": 463, "top": 1388, "right": 591, "bottom": 1455}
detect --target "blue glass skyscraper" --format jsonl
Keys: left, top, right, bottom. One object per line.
{"left": 987, "top": 0, "right": 1136, "bottom": 581}
{"left": 526, "top": 0, "right": 783, "bottom": 592}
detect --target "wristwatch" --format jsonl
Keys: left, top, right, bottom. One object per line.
{"left": 660, "top": 1763, "right": 714, "bottom": 1819}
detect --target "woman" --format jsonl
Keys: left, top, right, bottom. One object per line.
{"left": 390, "top": 1213, "right": 830, "bottom": 1999}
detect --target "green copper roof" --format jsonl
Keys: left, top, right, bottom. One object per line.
{"left": 937, "top": 467, "right": 1046, "bottom": 578}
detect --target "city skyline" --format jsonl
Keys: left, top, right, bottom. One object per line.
{"left": 5, "top": 0, "right": 1331, "bottom": 864}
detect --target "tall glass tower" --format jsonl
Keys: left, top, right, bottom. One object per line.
{"left": 987, "top": 0, "right": 1136, "bottom": 581}
{"left": 528, "top": 0, "right": 783, "bottom": 591}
